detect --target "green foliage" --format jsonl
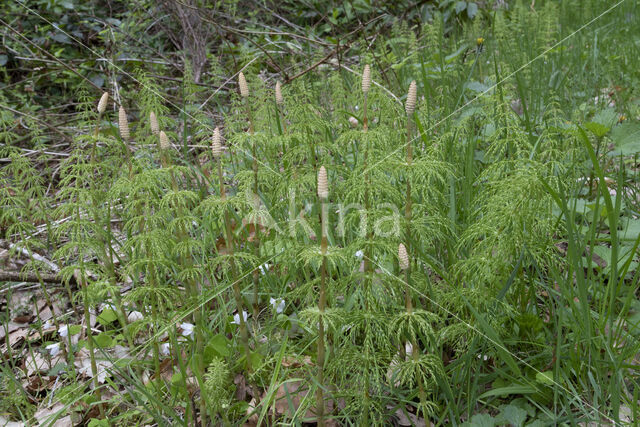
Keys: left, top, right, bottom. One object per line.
{"left": 204, "top": 358, "right": 231, "bottom": 416}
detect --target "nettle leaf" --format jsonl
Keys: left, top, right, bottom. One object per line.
{"left": 455, "top": 1, "right": 468, "bottom": 14}
{"left": 592, "top": 108, "right": 619, "bottom": 129}
{"left": 610, "top": 122, "right": 640, "bottom": 155}
{"left": 467, "top": 2, "right": 479, "bottom": 19}
{"left": 462, "top": 413, "right": 495, "bottom": 427}
{"left": 498, "top": 403, "right": 528, "bottom": 427}
{"left": 584, "top": 121, "right": 609, "bottom": 138}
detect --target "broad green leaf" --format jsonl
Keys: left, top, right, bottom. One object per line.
{"left": 592, "top": 108, "right": 618, "bottom": 130}
{"left": 621, "top": 219, "right": 640, "bottom": 241}
{"left": 94, "top": 333, "right": 113, "bottom": 348}
{"left": 499, "top": 404, "right": 528, "bottom": 427}
{"left": 479, "top": 385, "right": 538, "bottom": 399}
{"left": 462, "top": 413, "right": 495, "bottom": 427}
{"left": 610, "top": 122, "right": 640, "bottom": 155}
{"left": 97, "top": 308, "right": 118, "bottom": 325}
{"left": 467, "top": 2, "right": 479, "bottom": 19}
{"left": 68, "top": 325, "right": 82, "bottom": 335}
{"left": 585, "top": 121, "right": 609, "bottom": 138}
{"left": 204, "top": 334, "right": 230, "bottom": 363}
{"left": 535, "top": 371, "right": 554, "bottom": 386}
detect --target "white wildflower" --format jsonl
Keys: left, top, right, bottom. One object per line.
{"left": 46, "top": 342, "right": 61, "bottom": 357}
{"left": 100, "top": 303, "right": 116, "bottom": 312}
{"left": 270, "top": 297, "right": 285, "bottom": 314}
{"left": 180, "top": 322, "right": 195, "bottom": 337}
{"left": 160, "top": 342, "right": 171, "bottom": 356}
{"left": 258, "top": 263, "right": 270, "bottom": 275}
{"left": 127, "top": 311, "right": 143, "bottom": 322}
{"left": 354, "top": 250, "right": 363, "bottom": 259}
{"left": 232, "top": 311, "right": 249, "bottom": 325}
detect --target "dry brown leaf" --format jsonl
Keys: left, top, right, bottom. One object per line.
{"left": 8, "top": 328, "right": 29, "bottom": 349}
{"left": 281, "top": 355, "right": 312, "bottom": 368}
{"left": 234, "top": 373, "right": 249, "bottom": 401}
{"left": 74, "top": 349, "right": 113, "bottom": 384}
{"left": 37, "top": 306, "right": 53, "bottom": 323}
{"left": 24, "top": 375, "right": 51, "bottom": 394}
{"left": 391, "top": 406, "right": 430, "bottom": 427}
{"left": 27, "top": 326, "right": 56, "bottom": 343}
{"left": 0, "top": 415, "right": 24, "bottom": 426}
{"left": 264, "top": 380, "right": 337, "bottom": 424}
{"left": 245, "top": 398, "right": 258, "bottom": 426}
{"left": 33, "top": 403, "right": 67, "bottom": 426}
{"left": 0, "top": 321, "right": 26, "bottom": 341}
{"left": 12, "top": 314, "right": 32, "bottom": 324}
{"left": 25, "top": 351, "right": 63, "bottom": 377}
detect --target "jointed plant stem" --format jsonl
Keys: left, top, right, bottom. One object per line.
{"left": 162, "top": 145, "right": 208, "bottom": 425}
{"left": 216, "top": 154, "right": 253, "bottom": 375}
{"left": 246, "top": 97, "right": 261, "bottom": 323}
{"left": 317, "top": 190, "right": 328, "bottom": 427}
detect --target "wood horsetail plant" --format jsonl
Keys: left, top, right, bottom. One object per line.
{"left": 403, "top": 80, "right": 417, "bottom": 319}
{"left": 90, "top": 93, "right": 136, "bottom": 356}
{"left": 211, "top": 127, "right": 252, "bottom": 373}
{"left": 6, "top": 5, "right": 638, "bottom": 422}
{"left": 158, "top": 127, "right": 208, "bottom": 424}
{"left": 396, "top": 242, "right": 432, "bottom": 418}
{"left": 316, "top": 165, "right": 329, "bottom": 426}
{"left": 238, "top": 71, "right": 261, "bottom": 321}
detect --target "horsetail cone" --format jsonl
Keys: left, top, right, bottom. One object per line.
{"left": 118, "top": 106, "right": 130, "bottom": 140}
{"left": 405, "top": 80, "right": 417, "bottom": 115}
{"left": 150, "top": 111, "right": 159, "bottom": 135}
{"left": 159, "top": 131, "right": 170, "bottom": 150}
{"left": 318, "top": 166, "right": 328, "bottom": 199}
{"left": 238, "top": 72, "right": 249, "bottom": 98}
{"left": 275, "top": 81, "right": 284, "bottom": 105}
{"left": 97, "top": 92, "right": 109, "bottom": 114}
{"left": 362, "top": 65, "right": 371, "bottom": 94}
{"left": 212, "top": 127, "right": 222, "bottom": 158}
{"left": 398, "top": 243, "right": 409, "bottom": 271}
